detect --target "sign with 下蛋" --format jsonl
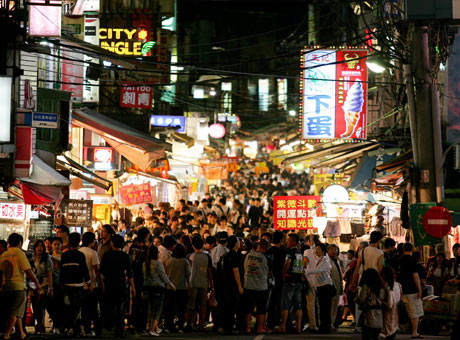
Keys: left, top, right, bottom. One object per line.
{"left": 32, "top": 112, "right": 59, "bottom": 128}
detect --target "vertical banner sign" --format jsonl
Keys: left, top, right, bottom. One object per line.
{"left": 335, "top": 50, "right": 368, "bottom": 139}
{"left": 83, "top": 17, "right": 100, "bottom": 102}
{"left": 120, "top": 82, "right": 153, "bottom": 109}
{"left": 61, "top": 50, "right": 84, "bottom": 102}
{"left": 274, "top": 196, "right": 321, "bottom": 230}
{"left": 29, "top": 0, "right": 62, "bottom": 37}
{"left": 301, "top": 49, "right": 368, "bottom": 139}
{"left": 302, "top": 51, "right": 336, "bottom": 139}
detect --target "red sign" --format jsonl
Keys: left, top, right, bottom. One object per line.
{"left": 120, "top": 82, "right": 153, "bottom": 109}
{"left": 423, "top": 206, "right": 452, "bottom": 238}
{"left": 120, "top": 183, "right": 152, "bottom": 205}
{"left": 61, "top": 50, "right": 84, "bottom": 101}
{"left": 335, "top": 50, "right": 368, "bottom": 139}
{"left": 0, "top": 203, "right": 26, "bottom": 220}
{"left": 274, "top": 196, "right": 321, "bottom": 230}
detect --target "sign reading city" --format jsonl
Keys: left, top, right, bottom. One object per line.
{"left": 301, "top": 49, "right": 368, "bottom": 140}
{"left": 150, "top": 115, "right": 186, "bottom": 133}
{"left": 120, "top": 82, "right": 153, "bottom": 108}
{"left": 99, "top": 28, "right": 148, "bottom": 55}
{"left": 274, "top": 196, "right": 321, "bottom": 230}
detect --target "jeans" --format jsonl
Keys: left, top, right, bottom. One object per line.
{"left": 62, "top": 286, "right": 84, "bottom": 334}
{"left": 81, "top": 289, "right": 102, "bottom": 334}
{"left": 316, "top": 284, "right": 333, "bottom": 333}
{"left": 103, "top": 288, "right": 127, "bottom": 334}
{"left": 281, "top": 282, "right": 302, "bottom": 311}
{"left": 164, "top": 290, "right": 188, "bottom": 331}
{"left": 143, "top": 286, "right": 165, "bottom": 321}
{"left": 30, "top": 292, "right": 47, "bottom": 332}
{"left": 267, "top": 285, "right": 283, "bottom": 328}
{"left": 131, "top": 282, "right": 147, "bottom": 332}
{"left": 222, "top": 290, "right": 240, "bottom": 332}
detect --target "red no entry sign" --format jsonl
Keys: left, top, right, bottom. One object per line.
{"left": 423, "top": 206, "right": 452, "bottom": 238}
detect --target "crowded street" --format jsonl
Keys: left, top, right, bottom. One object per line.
{"left": 1, "top": 0, "right": 460, "bottom": 340}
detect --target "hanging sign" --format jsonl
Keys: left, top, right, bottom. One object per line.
{"left": 274, "top": 196, "right": 321, "bottom": 230}
{"left": 120, "top": 82, "right": 153, "bottom": 108}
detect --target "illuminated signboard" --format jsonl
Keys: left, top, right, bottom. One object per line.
{"left": 99, "top": 28, "right": 145, "bottom": 56}
{"left": 300, "top": 49, "right": 368, "bottom": 140}
{"left": 94, "top": 148, "right": 113, "bottom": 162}
{"left": 150, "top": 115, "right": 186, "bottom": 133}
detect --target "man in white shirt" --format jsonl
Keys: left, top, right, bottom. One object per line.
{"left": 303, "top": 235, "right": 319, "bottom": 331}
{"left": 80, "top": 232, "right": 104, "bottom": 336}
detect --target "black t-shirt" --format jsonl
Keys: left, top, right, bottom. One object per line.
{"left": 222, "top": 249, "right": 240, "bottom": 293}
{"left": 100, "top": 250, "right": 133, "bottom": 293}
{"left": 129, "top": 243, "right": 148, "bottom": 286}
{"left": 248, "top": 206, "right": 263, "bottom": 226}
{"left": 266, "top": 245, "right": 286, "bottom": 287}
{"left": 285, "top": 247, "right": 303, "bottom": 283}
{"left": 397, "top": 254, "right": 418, "bottom": 294}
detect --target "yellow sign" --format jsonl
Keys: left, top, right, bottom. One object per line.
{"left": 99, "top": 28, "right": 143, "bottom": 56}
{"left": 93, "top": 204, "right": 111, "bottom": 225}
{"left": 313, "top": 174, "right": 346, "bottom": 195}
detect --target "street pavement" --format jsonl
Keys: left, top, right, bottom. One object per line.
{"left": 25, "top": 325, "right": 452, "bottom": 340}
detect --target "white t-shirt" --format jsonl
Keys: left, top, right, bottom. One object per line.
{"left": 79, "top": 246, "right": 100, "bottom": 289}
{"left": 303, "top": 248, "right": 318, "bottom": 285}
{"left": 361, "top": 246, "right": 383, "bottom": 271}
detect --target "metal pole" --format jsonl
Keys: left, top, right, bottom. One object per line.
{"left": 403, "top": 63, "right": 419, "bottom": 165}
{"left": 431, "top": 81, "right": 444, "bottom": 204}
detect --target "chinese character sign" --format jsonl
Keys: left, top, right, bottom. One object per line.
{"left": 301, "top": 49, "right": 367, "bottom": 139}
{"left": 120, "top": 183, "right": 152, "bottom": 205}
{"left": 61, "top": 50, "right": 84, "bottom": 102}
{"left": 273, "top": 196, "right": 321, "bottom": 230}
{"left": 120, "top": 82, "right": 153, "bottom": 109}
{"left": 0, "top": 203, "right": 26, "bottom": 220}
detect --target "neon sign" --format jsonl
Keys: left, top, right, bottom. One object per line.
{"left": 99, "top": 28, "right": 144, "bottom": 56}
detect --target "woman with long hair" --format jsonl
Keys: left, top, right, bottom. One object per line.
{"left": 381, "top": 266, "right": 402, "bottom": 340}
{"left": 426, "top": 252, "right": 449, "bottom": 296}
{"left": 143, "top": 245, "right": 175, "bottom": 336}
{"left": 31, "top": 239, "right": 53, "bottom": 334}
{"left": 356, "top": 268, "right": 389, "bottom": 340}
{"left": 165, "top": 244, "right": 190, "bottom": 332}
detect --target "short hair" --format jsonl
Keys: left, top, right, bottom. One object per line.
{"left": 435, "top": 243, "right": 445, "bottom": 253}
{"left": 347, "top": 249, "right": 355, "bottom": 257}
{"left": 163, "top": 235, "right": 176, "bottom": 249}
{"left": 119, "top": 219, "right": 126, "bottom": 225}
{"left": 327, "top": 243, "right": 339, "bottom": 252}
{"left": 56, "top": 225, "right": 69, "bottom": 234}
{"left": 82, "top": 232, "right": 96, "bottom": 247}
{"left": 403, "top": 242, "right": 414, "bottom": 253}
{"left": 272, "top": 231, "right": 284, "bottom": 244}
{"left": 262, "top": 232, "right": 272, "bottom": 242}
{"left": 227, "top": 235, "right": 239, "bottom": 249}
{"left": 217, "top": 231, "right": 228, "bottom": 244}
{"left": 370, "top": 231, "right": 383, "bottom": 244}
{"left": 8, "top": 233, "right": 23, "bottom": 247}
{"left": 206, "top": 235, "right": 216, "bottom": 246}
{"left": 384, "top": 238, "right": 396, "bottom": 249}
{"left": 219, "top": 216, "right": 227, "bottom": 222}
{"left": 52, "top": 237, "right": 62, "bottom": 244}
{"left": 172, "top": 243, "right": 186, "bottom": 258}
{"left": 258, "top": 238, "right": 269, "bottom": 250}
{"left": 192, "top": 235, "right": 203, "bottom": 249}
{"left": 316, "top": 243, "right": 327, "bottom": 254}
{"left": 69, "top": 232, "right": 81, "bottom": 248}
{"left": 112, "top": 234, "right": 124, "bottom": 249}
{"left": 137, "top": 227, "right": 150, "bottom": 243}
{"left": 135, "top": 217, "right": 144, "bottom": 225}
{"left": 219, "top": 197, "right": 226, "bottom": 205}
{"left": 102, "top": 224, "right": 115, "bottom": 235}
{"left": 453, "top": 243, "right": 460, "bottom": 251}
{"left": 288, "top": 233, "right": 299, "bottom": 245}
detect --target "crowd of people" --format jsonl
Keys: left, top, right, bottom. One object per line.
{"left": 0, "top": 168, "right": 459, "bottom": 340}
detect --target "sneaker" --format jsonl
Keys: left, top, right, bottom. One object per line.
{"left": 88, "top": 331, "right": 96, "bottom": 337}
{"left": 177, "top": 329, "right": 183, "bottom": 334}
{"left": 148, "top": 331, "right": 159, "bottom": 337}
{"left": 156, "top": 328, "right": 163, "bottom": 334}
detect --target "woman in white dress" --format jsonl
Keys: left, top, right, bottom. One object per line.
{"left": 382, "top": 266, "right": 402, "bottom": 340}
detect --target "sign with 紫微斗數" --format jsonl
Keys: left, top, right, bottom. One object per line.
{"left": 274, "top": 196, "right": 321, "bottom": 230}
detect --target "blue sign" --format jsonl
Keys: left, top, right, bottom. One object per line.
{"left": 32, "top": 112, "right": 59, "bottom": 128}
{"left": 150, "top": 115, "right": 186, "bottom": 133}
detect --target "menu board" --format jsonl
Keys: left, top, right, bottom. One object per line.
{"left": 29, "top": 219, "right": 54, "bottom": 242}
{"left": 61, "top": 199, "right": 93, "bottom": 227}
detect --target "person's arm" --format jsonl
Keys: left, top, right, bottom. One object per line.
{"left": 25, "top": 268, "right": 41, "bottom": 291}
{"left": 46, "top": 257, "right": 53, "bottom": 296}
{"left": 355, "top": 284, "right": 368, "bottom": 306}
{"left": 158, "top": 262, "right": 174, "bottom": 289}
{"left": 282, "top": 257, "right": 291, "bottom": 281}
{"left": 413, "top": 272, "right": 422, "bottom": 299}
{"left": 233, "top": 267, "right": 244, "bottom": 294}
{"left": 377, "top": 254, "right": 383, "bottom": 274}
{"left": 305, "top": 257, "right": 330, "bottom": 275}
{"left": 94, "top": 264, "right": 104, "bottom": 292}
{"left": 351, "top": 251, "right": 363, "bottom": 289}
{"left": 126, "top": 256, "right": 136, "bottom": 298}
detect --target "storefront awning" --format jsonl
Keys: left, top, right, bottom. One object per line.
{"left": 282, "top": 142, "right": 373, "bottom": 165}
{"left": 56, "top": 155, "right": 113, "bottom": 191}
{"left": 72, "top": 109, "right": 172, "bottom": 170}
{"left": 21, "top": 155, "right": 71, "bottom": 186}
{"left": 376, "top": 150, "right": 412, "bottom": 172}
{"left": 20, "top": 182, "right": 61, "bottom": 205}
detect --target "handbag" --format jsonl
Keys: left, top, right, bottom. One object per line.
{"left": 208, "top": 292, "right": 217, "bottom": 308}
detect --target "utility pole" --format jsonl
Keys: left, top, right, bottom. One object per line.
{"left": 406, "top": 25, "right": 444, "bottom": 204}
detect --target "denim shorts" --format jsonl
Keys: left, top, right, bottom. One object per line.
{"left": 281, "top": 282, "right": 302, "bottom": 311}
